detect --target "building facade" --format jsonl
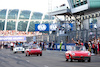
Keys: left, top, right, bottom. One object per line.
{"left": 0, "top": 9, "right": 54, "bottom": 32}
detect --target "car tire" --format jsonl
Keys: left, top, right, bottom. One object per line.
{"left": 37, "top": 54, "right": 39, "bottom": 56}
{"left": 88, "top": 57, "right": 91, "bottom": 62}
{"left": 66, "top": 59, "right": 68, "bottom": 61}
{"left": 69, "top": 55, "right": 73, "bottom": 62}
{"left": 40, "top": 54, "right": 42, "bottom": 56}
{"left": 28, "top": 54, "right": 30, "bottom": 56}
{"left": 26, "top": 52, "right": 28, "bottom": 56}
{"left": 26, "top": 52, "right": 30, "bottom": 56}
{"left": 14, "top": 52, "right": 16, "bottom": 54}
{"left": 22, "top": 51, "right": 24, "bottom": 53}
{"left": 82, "top": 60, "right": 85, "bottom": 62}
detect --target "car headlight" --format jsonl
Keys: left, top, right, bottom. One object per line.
{"left": 88, "top": 52, "right": 91, "bottom": 56}
{"left": 72, "top": 53, "right": 75, "bottom": 56}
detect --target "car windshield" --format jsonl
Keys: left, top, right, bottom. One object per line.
{"left": 72, "top": 46, "right": 86, "bottom": 51}
{"left": 28, "top": 45, "right": 39, "bottom": 49}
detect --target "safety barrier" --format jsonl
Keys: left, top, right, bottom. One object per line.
{"left": 47, "top": 43, "right": 75, "bottom": 51}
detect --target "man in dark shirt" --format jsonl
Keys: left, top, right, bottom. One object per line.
{"left": 84, "top": 41, "right": 89, "bottom": 50}
{"left": 48, "top": 41, "right": 52, "bottom": 49}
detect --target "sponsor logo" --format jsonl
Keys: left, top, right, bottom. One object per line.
{"left": 50, "top": 24, "right": 57, "bottom": 31}
{"left": 38, "top": 24, "right": 47, "bottom": 31}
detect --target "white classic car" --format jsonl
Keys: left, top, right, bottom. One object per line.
{"left": 13, "top": 46, "right": 25, "bottom": 54}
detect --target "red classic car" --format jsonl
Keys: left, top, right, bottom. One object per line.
{"left": 25, "top": 45, "right": 42, "bottom": 56}
{"left": 65, "top": 46, "right": 91, "bottom": 62}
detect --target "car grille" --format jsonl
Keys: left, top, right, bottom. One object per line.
{"left": 72, "top": 56, "right": 90, "bottom": 59}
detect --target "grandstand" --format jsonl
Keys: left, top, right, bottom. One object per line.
{"left": 0, "top": 9, "right": 54, "bottom": 36}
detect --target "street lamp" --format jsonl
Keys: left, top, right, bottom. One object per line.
{"left": 94, "top": 24, "right": 97, "bottom": 39}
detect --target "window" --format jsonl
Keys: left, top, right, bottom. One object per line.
{"left": 71, "top": 0, "right": 87, "bottom": 8}
{"left": 89, "top": 18, "right": 97, "bottom": 29}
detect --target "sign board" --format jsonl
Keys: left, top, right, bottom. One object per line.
{"left": 0, "top": 36, "right": 26, "bottom": 41}
{"left": 35, "top": 24, "right": 49, "bottom": 31}
{"left": 50, "top": 24, "right": 57, "bottom": 31}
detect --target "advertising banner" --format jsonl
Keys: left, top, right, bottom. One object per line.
{"left": 0, "top": 36, "right": 26, "bottom": 41}
{"left": 50, "top": 24, "right": 57, "bottom": 31}
{"left": 35, "top": 24, "right": 49, "bottom": 31}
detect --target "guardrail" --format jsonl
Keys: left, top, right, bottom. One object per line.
{"left": 47, "top": 43, "right": 75, "bottom": 51}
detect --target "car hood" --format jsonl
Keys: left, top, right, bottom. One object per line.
{"left": 70, "top": 51, "right": 90, "bottom": 56}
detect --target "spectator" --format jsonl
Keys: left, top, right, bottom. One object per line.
{"left": 10, "top": 42, "right": 14, "bottom": 50}
{"left": 41, "top": 41, "right": 44, "bottom": 50}
{"left": 84, "top": 41, "right": 89, "bottom": 51}
{"left": 88, "top": 42, "right": 91, "bottom": 52}
{"left": 92, "top": 42, "right": 95, "bottom": 53}
{"left": 0, "top": 42, "right": 2, "bottom": 49}
{"left": 39, "top": 41, "right": 42, "bottom": 49}
{"left": 52, "top": 41, "right": 55, "bottom": 50}
{"left": 48, "top": 41, "right": 52, "bottom": 49}
{"left": 44, "top": 42, "right": 47, "bottom": 50}
{"left": 60, "top": 40, "right": 63, "bottom": 51}
{"left": 81, "top": 41, "right": 84, "bottom": 46}
{"left": 97, "top": 38, "right": 99, "bottom": 54}
{"left": 94, "top": 39, "right": 97, "bottom": 54}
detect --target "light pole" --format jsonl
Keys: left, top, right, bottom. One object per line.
{"left": 94, "top": 24, "right": 97, "bottom": 39}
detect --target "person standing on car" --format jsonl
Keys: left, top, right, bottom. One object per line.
{"left": 72, "top": 38, "right": 81, "bottom": 46}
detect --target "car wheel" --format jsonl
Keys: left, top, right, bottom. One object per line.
{"left": 88, "top": 57, "right": 91, "bottom": 62}
{"left": 40, "top": 54, "right": 42, "bottom": 56}
{"left": 37, "top": 54, "right": 39, "bottom": 56}
{"left": 14, "top": 52, "right": 16, "bottom": 54}
{"left": 28, "top": 53, "right": 30, "bottom": 56}
{"left": 26, "top": 52, "right": 30, "bottom": 56}
{"left": 69, "top": 55, "right": 73, "bottom": 62}
{"left": 82, "top": 60, "right": 85, "bottom": 62}
{"left": 26, "top": 52, "right": 28, "bottom": 56}
{"left": 22, "top": 51, "right": 24, "bottom": 53}
{"left": 66, "top": 59, "right": 68, "bottom": 61}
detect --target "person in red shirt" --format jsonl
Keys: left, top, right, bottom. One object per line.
{"left": 81, "top": 41, "right": 84, "bottom": 46}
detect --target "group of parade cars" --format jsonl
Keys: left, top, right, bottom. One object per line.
{"left": 11, "top": 43, "right": 91, "bottom": 62}
{"left": 12, "top": 43, "right": 42, "bottom": 56}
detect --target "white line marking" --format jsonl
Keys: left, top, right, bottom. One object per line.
{"left": 26, "top": 60, "right": 30, "bottom": 62}
{"left": 15, "top": 57, "right": 18, "bottom": 58}
{"left": 44, "top": 65, "right": 49, "bottom": 67}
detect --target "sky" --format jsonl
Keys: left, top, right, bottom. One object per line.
{"left": 0, "top": 0, "right": 68, "bottom": 14}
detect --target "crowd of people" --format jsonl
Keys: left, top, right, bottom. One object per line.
{"left": 0, "top": 41, "right": 24, "bottom": 50}
{"left": 0, "top": 41, "right": 55, "bottom": 51}
{"left": 0, "top": 30, "right": 42, "bottom": 36}
{"left": 72, "top": 38, "right": 100, "bottom": 55}
{"left": 31, "top": 41, "right": 55, "bottom": 50}
{"left": 0, "top": 37, "right": 100, "bottom": 55}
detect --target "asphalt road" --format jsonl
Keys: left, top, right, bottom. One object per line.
{"left": 0, "top": 49, "right": 100, "bottom": 67}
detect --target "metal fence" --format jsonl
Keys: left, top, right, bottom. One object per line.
{"left": 35, "top": 34, "right": 56, "bottom": 43}
{"left": 67, "top": 28, "right": 100, "bottom": 43}
{"left": 27, "top": 28, "right": 100, "bottom": 43}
